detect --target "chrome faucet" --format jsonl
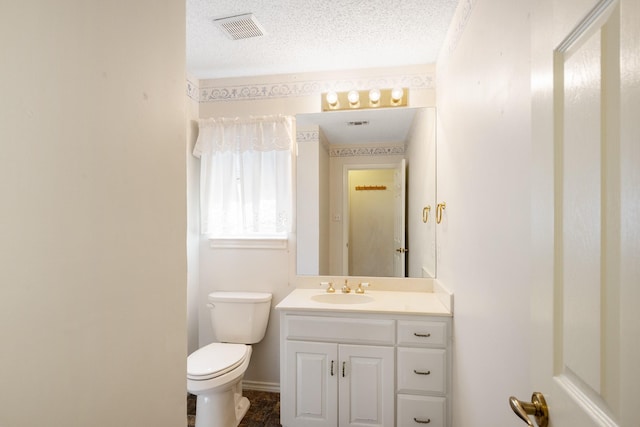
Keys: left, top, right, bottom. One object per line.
{"left": 341, "top": 279, "right": 351, "bottom": 293}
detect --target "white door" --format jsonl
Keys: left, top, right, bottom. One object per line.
{"left": 283, "top": 341, "right": 338, "bottom": 427}
{"left": 338, "top": 345, "right": 395, "bottom": 427}
{"left": 393, "top": 159, "right": 407, "bottom": 277}
{"left": 530, "top": 0, "right": 639, "bottom": 426}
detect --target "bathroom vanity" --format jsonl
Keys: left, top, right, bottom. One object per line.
{"left": 276, "top": 287, "right": 452, "bottom": 427}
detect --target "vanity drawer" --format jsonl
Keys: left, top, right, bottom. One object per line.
{"left": 284, "top": 315, "right": 395, "bottom": 345}
{"left": 397, "top": 320, "right": 447, "bottom": 347}
{"left": 397, "top": 394, "right": 446, "bottom": 427}
{"left": 397, "top": 347, "right": 446, "bottom": 394}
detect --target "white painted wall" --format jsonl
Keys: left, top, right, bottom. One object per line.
{"left": 190, "top": 66, "right": 436, "bottom": 387}
{"left": 406, "top": 108, "right": 437, "bottom": 278}
{"left": 436, "top": 0, "right": 532, "bottom": 426}
{"left": 0, "top": 1, "right": 187, "bottom": 426}
{"left": 296, "top": 125, "right": 321, "bottom": 275}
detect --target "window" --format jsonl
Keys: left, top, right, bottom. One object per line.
{"left": 193, "top": 115, "right": 294, "bottom": 241}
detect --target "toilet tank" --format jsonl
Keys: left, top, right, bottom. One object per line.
{"left": 207, "top": 291, "right": 272, "bottom": 344}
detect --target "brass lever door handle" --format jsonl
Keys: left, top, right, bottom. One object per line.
{"left": 509, "top": 392, "right": 549, "bottom": 427}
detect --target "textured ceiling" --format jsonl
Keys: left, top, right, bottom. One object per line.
{"left": 187, "top": 0, "right": 460, "bottom": 80}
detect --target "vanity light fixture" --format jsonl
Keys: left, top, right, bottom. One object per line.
{"left": 326, "top": 91, "right": 339, "bottom": 107}
{"left": 391, "top": 87, "right": 404, "bottom": 104}
{"left": 368, "top": 88, "right": 381, "bottom": 104}
{"left": 321, "top": 87, "right": 409, "bottom": 111}
{"left": 347, "top": 90, "right": 360, "bottom": 106}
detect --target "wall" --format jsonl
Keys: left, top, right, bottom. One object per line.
{"left": 0, "top": 1, "right": 187, "bottom": 426}
{"left": 436, "top": 0, "right": 532, "bottom": 426}
{"left": 191, "top": 65, "right": 436, "bottom": 388}
{"left": 406, "top": 108, "right": 437, "bottom": 278}
{"left": 187, "top": 78, "right": 201, "bottom": 355}
{"left": 296, "top": 125, "right": 322, "bottom": 274}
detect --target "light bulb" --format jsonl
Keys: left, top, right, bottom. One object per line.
{"left": 391, "top": 87, "right": 404, "bottom": 102}
{"left": 369, "top": 88, "right": 381, "bottom": 104}
{"left": 326, "top": 91, "right": 338, "bottom": 106}
{"left": 347, "top": 90, "right": 360, "bottom": 105}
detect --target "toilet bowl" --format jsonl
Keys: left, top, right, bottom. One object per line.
{"left": 187, "top": 291, "right": 272, "bottom": 427}
{"left": 187, "top": 343, "right": 252, "bottom": 427}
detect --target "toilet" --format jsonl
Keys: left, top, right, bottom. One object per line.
{"left": 187, "top": 291, "right": 272, "bottom": 427}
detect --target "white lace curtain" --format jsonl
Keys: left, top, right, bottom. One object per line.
{"left": 193, "top": 115, "right": 294, "bottom": 237}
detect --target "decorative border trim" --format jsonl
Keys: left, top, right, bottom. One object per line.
{"left": 196, "top": 72, "right": 435, "bottom": 103}
{"left": 186, "top": 78, "right": 199, "bottom": 101}
{"left": 296, "top": 130, "right": 319, "bottom": 143}
{"left": 330, "top": 145, "right": 405, "bottom": 157}
{"left": 444, "top": 0, "right": 478, "bottom": 54}
{"left": 296, "top": 131, "right": 405, "bottom": 158}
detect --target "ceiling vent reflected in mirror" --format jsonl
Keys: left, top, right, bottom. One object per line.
{"left": 213, "top": 13, "right": 266, "bottom": 40}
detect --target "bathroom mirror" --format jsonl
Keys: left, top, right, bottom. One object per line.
{"left": 296, "top": 107, "right": 436, "bottom": 278}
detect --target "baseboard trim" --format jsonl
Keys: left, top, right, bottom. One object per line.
{"left": 243, "top": 380, "right": 280, "bottom": 393}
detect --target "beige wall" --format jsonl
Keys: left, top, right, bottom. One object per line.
{"left": 190, "top": 65, "right": 436, "bottom": 387}
{"left": 187, "top": 79, "right": 201, "bottom": 355}
{"left": 0, "top": 2, "right": 187, "bottom": 426}
{"left": 436, "top": 0, "right": 532, "bottom": 426}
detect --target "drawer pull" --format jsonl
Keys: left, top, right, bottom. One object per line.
{"left": 414, "top": 418, "right": 431, "bottom": 424}
{"left": 414, "top": 332, "right": 431, "bottom": 338}
{"left": 330, "top": 360, "right": 334, "bottom": 376}
{"left": 342, "top": 361, "right": 346, "bottom": 377}
{"left": 414, "top": 369, "right": 431, "bottom": 375}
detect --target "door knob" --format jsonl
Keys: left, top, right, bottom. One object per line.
{"left": 509, "top": 392, "right": 548, "bottom": 427}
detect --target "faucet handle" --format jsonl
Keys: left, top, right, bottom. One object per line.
{"left": 355, "top": 282, "right": 370, "bottom": 294}
{"left": 320, "top": 281, "right": 336, "bottom": 293}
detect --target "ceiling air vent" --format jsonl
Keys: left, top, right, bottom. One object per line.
{"left": 213, "top": 13, "right": 266, "bottom": 40}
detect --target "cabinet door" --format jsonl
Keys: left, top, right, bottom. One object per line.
{"left": 338, "top": 345, "right": 395, "bottom": 427}
{"left": 282, "top": 341, "right": 338, "bottom": 427}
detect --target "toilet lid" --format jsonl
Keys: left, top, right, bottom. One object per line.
{"left": 187, "top": 343, "right": 249, "bottom": 380}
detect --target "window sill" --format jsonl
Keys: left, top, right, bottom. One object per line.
{"left": 208, "top": 235, "right": 288, "bottom": 249}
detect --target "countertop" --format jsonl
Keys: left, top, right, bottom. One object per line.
{"left": 275, "top": 288, "right": 452, "bottom": 316}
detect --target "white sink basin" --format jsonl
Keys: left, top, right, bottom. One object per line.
{"left": 311, "top": 293, "right": 374, "bottom": 305}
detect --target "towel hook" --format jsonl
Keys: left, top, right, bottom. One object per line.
{"left": 422, "top": 205, "right": 431, "bottom": 223}
{"left": 436, "top": 202, "right": 447, "bottom": 224}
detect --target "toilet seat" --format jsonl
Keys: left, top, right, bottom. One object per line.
{"left": 187, "top": 343, "right": 249, "bottom": 381}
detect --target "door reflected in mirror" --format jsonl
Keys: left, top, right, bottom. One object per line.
{"left": 296, "top": 107, "right": 436, "bottom": 278}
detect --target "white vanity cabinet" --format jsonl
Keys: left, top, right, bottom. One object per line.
{"left": 281, "top": 315, "right": 395, "bottom": 427}
{"left": 396, "top": 320, "right": 451, "bottom": 427}
{"left": 279, "top": 311, "right": 452, "bottom": 427}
